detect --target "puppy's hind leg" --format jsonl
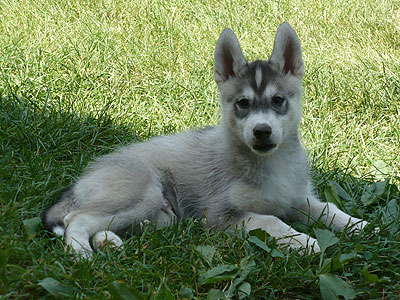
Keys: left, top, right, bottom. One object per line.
{"left": 64, "top": 212, "right": 113, "bottom": 258}
{"left": 92, "top": 230, "right": 124, "bottom": 250}
{"left": 64, "top": 181, "right": 169, "bottom": 259}
{"left": 68, "top": 200, "right": 178, "bottom": 258}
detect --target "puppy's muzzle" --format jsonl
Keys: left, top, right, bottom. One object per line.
{"left": 252, "top": 124, "right": 276, "bottom": 152}
{"left": 253, "top": 124, "right": 272, "bottom": 140}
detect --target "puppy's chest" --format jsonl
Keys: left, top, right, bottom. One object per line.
{"left": 229, "top": 175, "right": 306, "bottom": 216}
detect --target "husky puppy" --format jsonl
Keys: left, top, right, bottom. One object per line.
{"left": 42, "top": 23, "right": 368, "bottom": 258}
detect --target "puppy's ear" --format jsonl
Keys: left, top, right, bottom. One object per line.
{"left": 214, "top": 28, "right": 247, "bottom": 85}
{"left": 270, "top": 23, "right": 304, "bottom": 78}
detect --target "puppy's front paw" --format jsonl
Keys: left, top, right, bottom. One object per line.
{"left": 280, "top": 233, "right": 321, "bottom": 254}
{"left": 347, "top": 219, "right": 371, "bottom": 233}
{"left": 296, "top": 236, "right": 321, "bottom": 254}
{"left": 306, "top": 237, "right": 321, "bottom": 253}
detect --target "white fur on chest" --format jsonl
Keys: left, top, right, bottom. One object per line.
{"left": 229, "top": 162, "right": 309, "bottom": 218}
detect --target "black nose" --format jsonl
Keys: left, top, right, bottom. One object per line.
{"left": 253, "top": 124, "right": 272, "bottom": 140}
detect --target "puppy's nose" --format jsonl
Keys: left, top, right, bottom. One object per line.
{"left": 253, "top": 124, "right": 272, "bottom": 140}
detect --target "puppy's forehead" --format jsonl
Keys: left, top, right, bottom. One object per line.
{"left": 239, "top": 60, "right": 279, "bottom": 97}
{"left": 221, "top": 60, "right": 297, "bottom": 103}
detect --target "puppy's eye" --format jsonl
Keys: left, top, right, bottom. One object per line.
{"left": 237, "top": 98, "right": 250, "bottom": 109}
{"left": 272, "top": 96, "right": 285, "bottom": 107}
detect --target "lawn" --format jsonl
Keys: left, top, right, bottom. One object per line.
{"left": 0, "top": 0, "right": 399, "bottom": 299}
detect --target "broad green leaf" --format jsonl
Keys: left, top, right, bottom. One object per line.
{"left": 108, "top": 281, "right": 147, "bottom": 300}
{"left": 320, "top": 258, "right": 333, "bottom": 274}
{"left": 271, "top": 249, "right": 284, "bottom": 258}
{"left": 331, "top": 257, "right": 343, "bottom": 272}
{"left": 23, "top": 217, "right": 41, "bottom": 240}
{"left": 206, "top": 289, "right": 225, "bottom": 300}
{"left": 238, "top": 282, "right": 251, "bottom": 299}
{"left": 328, "top": 180, "right": 352, "bottom": 201}
{"left": 324, "top": 183, "right": 343, "bottom": 210}
{"left": 339, "top": 251, "right": 357, "bottom": 263}
{"left": 239, "top": 255, "right": 256, "bottom": 271}
{"left": 382, "top": 199, "right": 399, "bottom": 234}
{"left": 195, "top": 245, "right": 216, "bottom": 267}
{"left": 156, "top": 287, "right": 174, "bottom": 300}
{"left": 362, "top": 264, "right": 379, "bottom": 283}
{"left": 178, "top": 287, "right": 194, "bottom": 299}
{"left": 228, "top": 256, "right": 255, "bottom": 296}
{"left": 384, "top": 199, "right": 399, "bottom": 220}
{"left": 361, "top": 179, "right": 388, "bottom": 206}
{"left": 370, "top": 160, "right": 392, "bottom": 180}
{"left": 247, "top": 235, "right": 271, "bottom": 253}
{"left": 199, "top": 265, "right": 238, "bottom": 285}
{"left": 319, "top": 274, "right": 356, "bottom": 300}
{"left": 38, "top": 277, "right": 76, "bottom": 298}
{"left": 315, "top": 229, "right": 339, "bottom": 253}
{"left": 320, "top": 257, "right": 343, "bottom": 274}
{"left": 248, "top": 230, "right": 284, "bottom": 257}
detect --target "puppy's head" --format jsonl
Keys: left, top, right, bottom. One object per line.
{"left": 214, "top": 23, "right": 304, "bottom": 155}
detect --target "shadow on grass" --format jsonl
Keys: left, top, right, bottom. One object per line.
{"left": 0, "top": 93, "right": 139, "bottom": 214}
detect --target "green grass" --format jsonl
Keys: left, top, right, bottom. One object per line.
{"left": 0, "top": 0, "right": 399, "bottom": 298}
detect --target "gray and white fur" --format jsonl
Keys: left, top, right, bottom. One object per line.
{"left": 42, "top": 23, "right": 368, "bottom": 258}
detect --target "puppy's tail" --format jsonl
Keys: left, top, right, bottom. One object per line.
{"left": 41, "top": 187, "right": 77, "bottom": 236}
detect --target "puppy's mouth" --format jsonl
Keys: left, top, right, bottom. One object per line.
{"left": 252, "top": 143, "right": 276, "bottom": 152}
